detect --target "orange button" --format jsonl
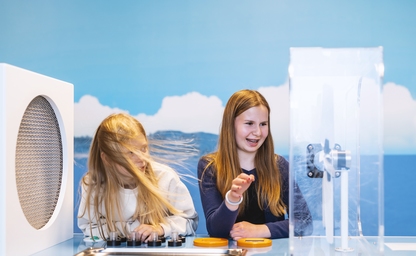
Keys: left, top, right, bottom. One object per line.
{"left": 237, "top": 238, "right": 272, "bottom": 248}
{"left": 193, "top": 237, "right": 229, "bottom": 247}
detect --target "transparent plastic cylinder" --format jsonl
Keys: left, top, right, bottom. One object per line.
{"left": 288, "top": 47, "right": 384, "bottom": 255}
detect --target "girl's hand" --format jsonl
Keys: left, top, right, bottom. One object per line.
{"left": 229, "top": 221, "right": 270, "bottom": 240}
{"left": 134, "top": 224, "right": 164, "bottom": 242}
{"left": 228, "top": 173, "right": 255, "bottom": 203}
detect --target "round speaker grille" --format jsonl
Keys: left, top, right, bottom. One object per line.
{"left": 15, "top": 96, "right": 63, "bottom": 230}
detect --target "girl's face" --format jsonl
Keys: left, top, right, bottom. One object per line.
{"left": 234, "top": 105, "right": 269, "bottom": 157}
{"left": 125, "top": 134, "right": 149, "bottom": 172}
{"left": 116, "top": 134, "right": 149, "bottom": 181}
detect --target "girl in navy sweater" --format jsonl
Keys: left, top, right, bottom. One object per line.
{"left": 198, "top": 89, "right": 311, "bottom": 240}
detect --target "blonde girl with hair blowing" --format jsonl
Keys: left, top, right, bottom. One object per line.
{"left": 198, "top": 89, "right": 312, "bottom": 240}
{"left": 78, "top": 113, "right": 198, "bottom": 242}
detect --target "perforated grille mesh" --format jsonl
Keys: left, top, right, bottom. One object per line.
{"left": 15, "top": 96, "right": 63, "bottom": 230}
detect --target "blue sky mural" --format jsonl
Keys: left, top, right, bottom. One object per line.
{"left": 1, "top": 0, "right": 416, "bottom": 236}
{"left": 1, "top": 1, "right": 415, "bottom": 155}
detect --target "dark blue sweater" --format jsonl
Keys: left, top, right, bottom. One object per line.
{"left": 197, "top": 156, "right": 312, "bottom": 239}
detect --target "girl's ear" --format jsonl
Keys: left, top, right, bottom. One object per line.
{"left": 101, "top": 151, "right": 109, "bottom": 165}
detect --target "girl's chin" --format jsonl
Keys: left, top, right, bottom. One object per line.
{"left": 240, "top": 148, "right": 259, "bottom": 154}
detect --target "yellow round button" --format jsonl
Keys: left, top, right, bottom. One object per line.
{"left": 193, "top": 237, "right": 229, "bottom": 247}
{"left": 237, "top": 238, "right": 272, "bottom": 248}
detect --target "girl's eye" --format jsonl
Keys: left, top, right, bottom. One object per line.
{"left": 261, "top": 122, "right": 268, "bottom": 126}
{"left": 245, "top": 122, "right": 253, "bottom": 125}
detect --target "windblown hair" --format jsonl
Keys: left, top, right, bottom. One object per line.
{"left": 202, "top": 89, "right": 286, "bottom": 216}
{"left": 78, "top": 113, "right": 181, "bottom": 239}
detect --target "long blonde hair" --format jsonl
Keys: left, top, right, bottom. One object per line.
{"left": 203, "top": 89, "right": 286, "bottom": 216}
{"left": 79, "top": 113, "right": 180, "bottom": 238}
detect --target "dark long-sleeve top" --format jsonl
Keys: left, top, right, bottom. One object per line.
{"left": 197, "top": 155, "right": 312, "bottom": 239}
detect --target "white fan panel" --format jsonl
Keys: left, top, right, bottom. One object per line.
{"left": 0, "top": 63, "right": 73, "bottom": 255}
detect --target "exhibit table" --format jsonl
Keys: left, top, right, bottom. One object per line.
{"left": 31, "top": 234, "right": 416, "bottom": 256}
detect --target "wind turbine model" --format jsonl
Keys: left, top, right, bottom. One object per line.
{"left": 306, "top": 139, "right": 353, "bottom": 252}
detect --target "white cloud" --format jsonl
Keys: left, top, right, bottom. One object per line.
{"left": 135, "top": 92, "right": 223, "bottom": 134}
{"left": 383, "top": 82, "right": 416, "bottom": 154}
{"left": 258, "top": 82, "right": 416, "bottom": 155}
{"left": 74, "top": 92, "right": 223, "bottom": 137}
{"left": 74, "top": 82, "right": 416, "bottom": 154}
{"left": 74, "top": 95, "right": 128, "bottom": 137}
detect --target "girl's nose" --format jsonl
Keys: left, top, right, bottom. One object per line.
{"left": 136, "top": 158, "right": 147, "bottom": 171}
{"left": 252, "top": 125, "right": 261, "bottom": 136}
{"left": 136, "top": 159, "right": 145, "bottom": 168}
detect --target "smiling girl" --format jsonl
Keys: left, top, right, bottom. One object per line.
{"left": 78, "top": 113, "right": 198, "bottom": 242}
{"left": 198, "top": 89, "right": 312, "bottom": 240}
